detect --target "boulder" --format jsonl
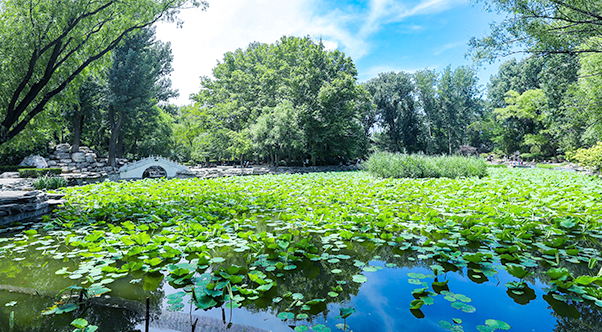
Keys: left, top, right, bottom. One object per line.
{"left": 19, "top": 155, "right": 48, "bottom": 169}
{"left": 71, "top": 152, "right": 86, "bottom": 163}
{"left": 55, "top": 143, "right": 71, "bottom": 153}
{"left": 55, "top": 152, "right": 71, "bottom": 159}
{"left": 85, "top": 153, "right": 97, "bottom": 163}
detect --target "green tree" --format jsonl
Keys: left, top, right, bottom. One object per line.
{"left": 364, "top": 72, "right": 421, "bottom": 153}
{"left": 470, "top": 0, "right": 602, "bottom": 62}
{"left": 107, "top": 27, "right": 177, "bottom": 166}
{"left": 193, "top": 36, "right": 368, "bottom": 165}
{"left": 414, "top": 69, "right": 440, "bottom": 154}
{"left": 437, "top": 66, "right": 482, "bottom": 155}
{"left": 0, "top": 0, "right": 206, "bottom": 147}
{"left": 250, "top": 100, "right": 303, "bottom": 164}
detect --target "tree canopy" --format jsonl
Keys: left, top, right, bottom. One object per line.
{"left": 187, "top": 36, "right": 370, "bottom": 165}
{"left": 470, "top": 0, "right": 602, "bottom": 62}
{"left": 0, "top": 0, "right": 206, "bottom": 147}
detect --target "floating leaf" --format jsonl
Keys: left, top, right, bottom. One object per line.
{"left": 439, "top": 321, "right": 453, "bottom": 330}
{"left": 71, "top": 318, "right": 88, "bottom": 329}
{"left": 352, "top": 275, "right": 367, "bottom": 283}
{"left": 451, "top": 302, "right": 476, "bottom": 313}
{"left": 277, "top": 312, "right": 295, "bottom": 320}
{"left": 312, "top": 324, "right": 331, "bottom": 332}
{"left": 485, "top": 319, "right": 511, "bottom": 330}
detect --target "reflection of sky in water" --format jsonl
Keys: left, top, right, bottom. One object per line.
{"left": 160, "top": 260, "right": 561, "bottom": 332}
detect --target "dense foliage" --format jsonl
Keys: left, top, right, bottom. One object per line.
{"left": 0, "top": 0, "right": 206, "bottom": 148}
{"left": 362, "top": 152, "right": 487, "bottom": 179}
{"left": 178, "top": 36, "right": 371, "bottom": 165}
{"left": 364, "top": 67, "right": 483, "bottom": 155}
{"left": 2, "top": 170, "right": 602, "bottom": 331}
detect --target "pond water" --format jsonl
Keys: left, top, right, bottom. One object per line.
{"left": 0, "top": 221, "right": 600, "bottom": 332}
{"left": 1, "top": 171, "right": 602, "bottom": 332}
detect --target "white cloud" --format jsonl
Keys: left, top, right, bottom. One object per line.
{"left": 432, "top": 41, "right": 464, "bottom": 56}
{"left": 156, "top": 0, "right": 465, "bottom": 105}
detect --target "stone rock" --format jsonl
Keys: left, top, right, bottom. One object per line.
{"left": 72, "top": 152, "right": 86, "bottom": 163}
{"left": 59, "top": 159, "right": 72, "bottom": 164}
{"left": 0, "top": 172, "right": 19, "bottom": 178}
{"left": 47, "top": 160, "right": 57, "bottom": 166}
{"left": 19, "top": 155, "right": 48, "bottom": 168}
{"left": 85, "top": 153, "right": 97, "bottom": 163}
{"left": 55, "top": 143, "right": 71, "bottom": 153}
{"left": 55, "top": 152, "right": 71, "bottom": 159}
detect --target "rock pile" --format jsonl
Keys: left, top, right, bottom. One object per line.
{"left": 177, "top": 165, "right": 360, "bottom": 179}
{"left": 0, "top": 191, "right": 64, "bottom": 226}
{"left": 44, "top": 143, "right": 126, "bottom": 174}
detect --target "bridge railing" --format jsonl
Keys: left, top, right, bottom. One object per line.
{"left": 119, "top": 155, "right": 187, "bottom": 171}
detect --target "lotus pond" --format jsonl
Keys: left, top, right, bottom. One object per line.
{"left": 2, "top": 169, "right": 602, "bottom": 332}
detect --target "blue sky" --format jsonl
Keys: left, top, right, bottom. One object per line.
{"left": 156, "top": 0, "right": 509, "bottom": 105}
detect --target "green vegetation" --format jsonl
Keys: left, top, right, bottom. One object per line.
{"left": 181, "top": 36, "right": 371, "bottom": 165}
{"left": 0, "top": 169, "right": 599, "bottom": 330}
{"left": 18, "top": 168, "right": 62, "bottom": 178}
{"left": 363, "top": 152, "right": 488, "bottom": 179}
{"left": 567, "top": 142, "right": 602, "bottom": 171}
{"left": 0, "top": 166, "right": 34, "bottom": 173}
{"left": 0, "top": 0, "right": 206, "bottom": 148}
{"left": 32, "top": 175, "right": 68, "bottom": 190}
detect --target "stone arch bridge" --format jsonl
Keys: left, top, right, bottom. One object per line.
{"left": 119, "top": 156, "right": 188, "bottom": 179}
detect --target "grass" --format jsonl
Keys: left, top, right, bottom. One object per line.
{"left": 536, "top": 162, "right": 569, "bottom": 169}
{"left": 362, "top": 152, "right": 488, "bottom": 179}
{"left": 33, "top": 175, "right": 68, "bottom": 190}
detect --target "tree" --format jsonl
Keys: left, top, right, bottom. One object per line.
{"left": 0, "top": 0, "right": 206, "bottom": 147}
{"left": 192, "top": 36, "right": 369, "bottom": 165}
{"left": 250, "top": 100, "right": 303, "bottom": 164}
{"left": 106, "top": 27, "right": 177, "bottom": 166}
{"left": 469, "top": 0, "right": 602, "bottom": 62}
{"left": 364, "top": 72, "right": 421, "bottom": 153}
{"left": 437, "top": 66, "right": 482, "bottom": 154}
{"left": 414, "top": 69, "right": 440, "bottom": 154}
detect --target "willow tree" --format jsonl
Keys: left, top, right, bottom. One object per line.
{"left": 0, "top": 0, "right": 207, "bottom": 147}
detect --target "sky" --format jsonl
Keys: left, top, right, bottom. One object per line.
{"left": 155, "top": 0, "right": 509, "bottom": 105}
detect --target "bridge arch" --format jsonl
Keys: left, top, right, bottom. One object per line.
{"left": 119, "top": 156, "right": 188, "bottom": 179}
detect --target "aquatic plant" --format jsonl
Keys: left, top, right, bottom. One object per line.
{"left": 362, "top": 152, "right": 488, "bottom": 178}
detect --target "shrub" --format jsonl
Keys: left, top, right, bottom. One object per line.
{"left": 362, "top": 152, "right": 488, "bottom": 179}
{"left": 0, "top": 165, "right": 35, "bottom": 173}
{"left": 18, "top": 168, "right": 62, "bottom": 178}
{"left": 33, "top": 175, "right": 68, "bottom": 190}
{"left": 566, "top": 142, "right": 602, "bottom": 170}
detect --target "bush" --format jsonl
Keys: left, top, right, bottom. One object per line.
{"left": 33, "top": 175, "right": 68, "bottom": 190}
{"left": 362, "top": 152, "right": 488, "bottom": 179}
{"left": 566, "top": 142, "right": 602, "bottom": 170}
{"left": 0, "top": 165, "right": 35, "bottom": 173}
{"left": 18, "top": 168, "right": 62, "bottom": 178}
{"left": 520, "top": 152, "right": 543, "bottom": 161}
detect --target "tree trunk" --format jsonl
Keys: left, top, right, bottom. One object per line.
{"left": 108, "top": 105, "right": 124, "bottom": 167}
{"left": 116, "top": 133, "right": 124, "bottom": 159}
{"left": 71, "top": 109, "right": 83, "bottom": 152}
